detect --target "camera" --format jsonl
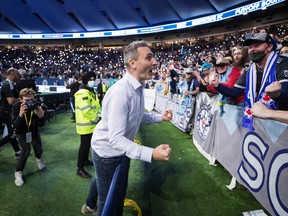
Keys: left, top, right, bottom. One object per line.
{"left": 25, "top": 100, "right": 41, "bottom": 110}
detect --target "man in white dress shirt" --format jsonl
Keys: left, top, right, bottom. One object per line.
{"left": 81, "top": 40, "right": 172, "bottom": 215}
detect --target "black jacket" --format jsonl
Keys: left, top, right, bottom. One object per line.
{"left": 12, "top": 101, "right": 45, "bottom": 136}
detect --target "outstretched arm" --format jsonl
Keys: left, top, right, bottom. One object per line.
{"left": 210, "top": 73, "right": 244, "bottom": 98}
{"left": 251, "top": 101, "right": 288, "bottom": 124}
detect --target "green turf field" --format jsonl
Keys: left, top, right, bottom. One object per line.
{"left": 0, "top": 112, "right": 267, "bottom": 216}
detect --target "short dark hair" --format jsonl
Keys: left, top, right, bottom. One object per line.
{"left": 7, "top": 68, "right": 19, "bottom": 76}
{"left": 82, "top": 72, "right": 96, "bottom": 85}
{"left": 124, "top": 40, "right": 149, "bottom": 69}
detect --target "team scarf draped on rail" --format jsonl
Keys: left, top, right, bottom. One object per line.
{"left": 242, "top": 51, "right": 279, "bottom": 131}
{"left": 217, "top": 67, "right": 232, "bottom": 116}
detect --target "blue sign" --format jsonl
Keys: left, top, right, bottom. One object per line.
{"left": 0, "top": 0, "right": 284, "bottom": 40}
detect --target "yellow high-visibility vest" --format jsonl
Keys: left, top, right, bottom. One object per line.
{"left": 102, "top": 84, "right": 107, "bottom": 93}
{"left": 74, "top": 88, "right": 101, "bottom": 135}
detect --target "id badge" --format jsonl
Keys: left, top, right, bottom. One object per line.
{"left": 26, "top": 132, "right": 32, "bottom": 143}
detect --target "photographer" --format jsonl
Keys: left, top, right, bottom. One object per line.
{"left": 12, "top": 88, "right": 46, "bottom": 187}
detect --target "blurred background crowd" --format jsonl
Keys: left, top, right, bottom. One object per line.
{"left": 0, "top": 24, "right": 287, "bottom": 87}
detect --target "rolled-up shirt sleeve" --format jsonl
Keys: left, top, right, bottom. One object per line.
{"left": 106, "top": 91, "right": 154, "bottom": 162}
{"left": 142, "top": 113, "right": 162, "bottom": 124}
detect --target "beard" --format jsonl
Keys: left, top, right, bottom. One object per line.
{"left": 233, "top": 58, "right": 246, "bottom": 68}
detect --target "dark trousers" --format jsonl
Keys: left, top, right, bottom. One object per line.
{"left": 16, "top": 133, "right": 42, "bottom": 172}
{"left": 98, "top": 93, "right": 105, "bottom": 106}
{"left": 93, "top": 151, "right": 130, "bottom": 216}
{"left": 77, "top": 133, "right": 92, "bottom": 169}
{"left": 86, "top": 176, "right": 98, "bottom": 210}
{"left": 70, "top": 97, "right": 76, "bottom": 119}
{"left": 0, "top": 111, "right": 20, "bottom": 152}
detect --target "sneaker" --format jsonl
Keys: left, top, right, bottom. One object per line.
{"left": 77, "top": 168, "right": 92, "bottom": 178}
{"left": 81, "top": 204, "right": 97, "bottom": 214}
{"left": 15, "top": 151, "right": 21, "bottom": 159}
{"left": 36, "top": 158, "right": 46, "bottom": 170}
{"left": 15, "top": 171, "right": 24, "bottom": 186}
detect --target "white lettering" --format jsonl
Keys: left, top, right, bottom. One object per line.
{"left": 192, "top": 14, "right": 223, "bottom": 26}
{"left": 268, "top": 151, "right": 288, "bottom": 215}
{"left": 235, "top": 2, "right": 261, "bottom": 15}
{"left": 262, "top": 0, "right": 282, "bottom": 8}
{"left": 238, "top": 133, "right": 268, "bottom": 191}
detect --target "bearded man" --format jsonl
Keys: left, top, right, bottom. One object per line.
{"left": 210, "top": 32, "right": 288, "bottom": 130}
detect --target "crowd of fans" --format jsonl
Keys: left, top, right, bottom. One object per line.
{"left": 0, "top": 22, "right": 288, "bottom": 216}
{"left": 0, "top": 24, "right": 287, "bottom": 84}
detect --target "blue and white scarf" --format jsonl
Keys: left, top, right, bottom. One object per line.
{"left": 242, "top": 51, "right": 279, "bottom": 131}
{"left": 217, "top": 67, "right": 232, "bottom": 116}
{"left": 176, "top": 79, "right": 194, "bottom": 116}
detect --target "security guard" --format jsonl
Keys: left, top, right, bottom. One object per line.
{"left": 97, "top": 78, "right": 107, "bottom": 105}
{"left": 75, "top": 72, "right": 101, "bottom": 178}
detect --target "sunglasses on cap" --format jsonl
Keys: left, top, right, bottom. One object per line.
{"left": 216, "top": 64, "right": 228, "bottom": 68}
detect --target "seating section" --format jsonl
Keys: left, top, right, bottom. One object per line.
{"left": 37, "top": 93, "right": 70, "bottom": 122}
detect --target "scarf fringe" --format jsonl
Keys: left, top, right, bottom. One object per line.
{"left": 241, "top": 117, "right": 254, "bottom": 131}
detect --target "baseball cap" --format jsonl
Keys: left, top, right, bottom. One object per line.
{"left": 184, "top": 67, "right": 193, "bottom": 74}
{"left": 215, "top": 57, "right": 230, "bottom": 66}
{"left": 243, "top": 32, "right": 277, "bottom": 50}
{"left": 201, "top": 62, "right": 212, "bottom": 72}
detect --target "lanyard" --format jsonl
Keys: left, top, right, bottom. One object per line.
{"left": 24, "top": 111, "right": 33, "bottom": 131}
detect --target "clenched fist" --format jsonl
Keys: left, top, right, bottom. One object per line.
{"left": 152, "top": 144, "right": 172, "bottom": 161}
{"left": 265, "top": 81, "right": 281, "bottom": 98}
{"left": 162, "top": 109, "right": 173, "bottom": 121}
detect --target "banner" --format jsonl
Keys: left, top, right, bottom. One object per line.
{"left": 190, "top": 93, "right": 288, "bottom": 216}
{"left": 214, "top": 107, "right": 288, "bottom": 216}
{"left": 35, "top": 77, "right": 65, "bottom": 86}
{"left": 154, "top": 93, "right": 167, "bottom": 113}
{"left": 173, "top": 96, "right": 195, "bottom": 132}
{"left": 192, "top": 93, "right": 218, "bottom": 154}
{"left": 155, "top": 94, "right": 196, "bottom": 132}
{"left": 144, "top": 89, "right": 156, "bottom": 112}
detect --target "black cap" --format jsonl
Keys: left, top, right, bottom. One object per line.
{"left": 82, "top": 72, "right": 96, "bottom": 85}
{"left": 243, "top": 32, "right": 277, "bottom": 50}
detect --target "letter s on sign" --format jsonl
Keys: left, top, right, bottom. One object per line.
{"left": 267, "top": 150, "right": 288, "bottom": 216}
{"left": 238, "top": 132, "right": 269, "bottom": 192}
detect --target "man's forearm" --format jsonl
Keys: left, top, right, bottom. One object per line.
{"left": 215, "top": 84, "right": 243, "bottom": 99}
{"left": 263, "top": 109, "right": 288, "bottom": 124}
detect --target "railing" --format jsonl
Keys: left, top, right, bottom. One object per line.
{"left": 155, "top": 92, "right": 288, "bottom": 216}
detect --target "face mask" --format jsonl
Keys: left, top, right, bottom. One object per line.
{"left": 281, "top": 53, "right": 288, "bottom": 57}
{"left": 249, "top": 51, "right": 266, "bottom": 63}
{"left": 87, "top": 81, "right": 95, "bottom": 88}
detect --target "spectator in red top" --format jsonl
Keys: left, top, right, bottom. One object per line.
{"left": 215, "top": 57, "right": 244, "bottom": 107}
{"left": 198, "top": 57, "right": 244, "bottom": 115}
{"left": 199, "top": 58, "right": 244, "bottom": 104}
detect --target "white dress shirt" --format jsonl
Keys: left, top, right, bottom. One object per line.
{"left": 91, "top": 72, "right": 162, "bottom": 162}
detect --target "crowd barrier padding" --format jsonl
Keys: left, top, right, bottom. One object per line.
{"left": 154, "top": 93, "right": 195, "bottom": 132}
{"left": 155, "top": 92, "right": 288, "bottom": 216}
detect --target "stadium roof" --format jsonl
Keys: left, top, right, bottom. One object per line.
{"left": 0, "top": 0, "right": 283, "bottom": 35}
